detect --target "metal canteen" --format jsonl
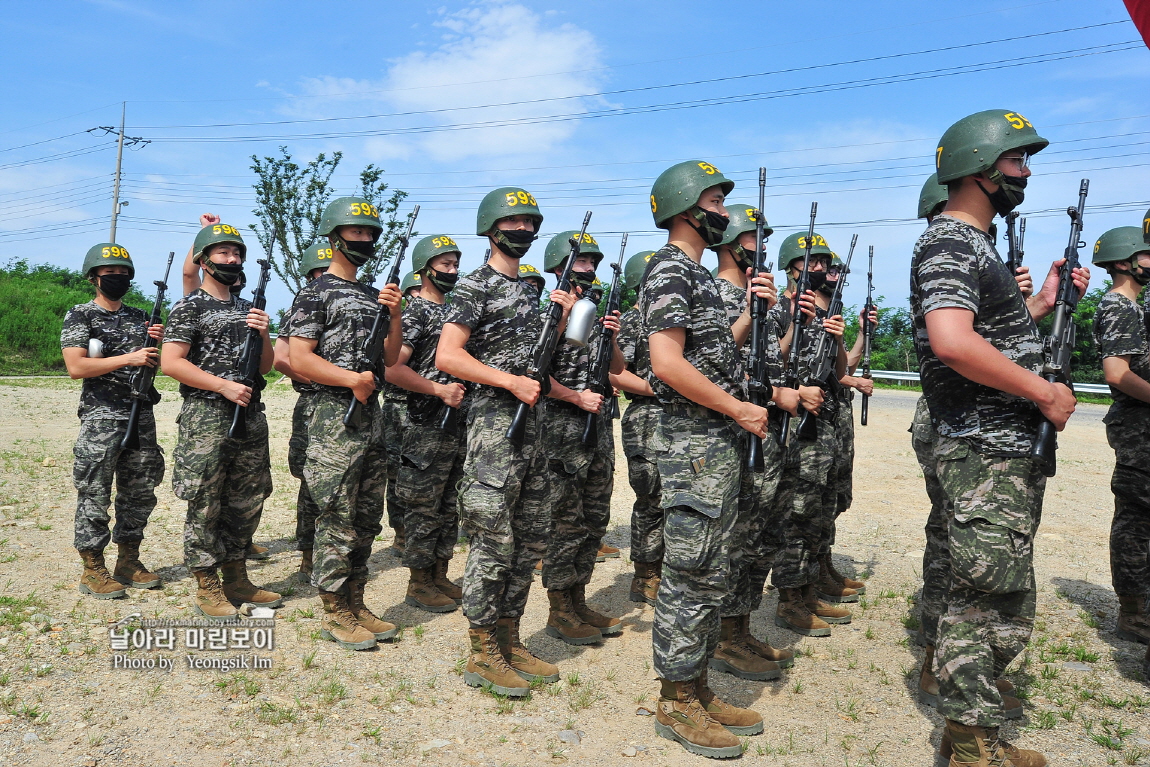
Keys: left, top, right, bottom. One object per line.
{"left": 564, "top": 296, "right": 599, "bottom": 347}
{"left": 88, "top": 338, "right": 105, "bottom": 358}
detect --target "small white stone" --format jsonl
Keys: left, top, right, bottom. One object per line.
{"left": 621, "top": 746, "right": 638, "bottom": 757}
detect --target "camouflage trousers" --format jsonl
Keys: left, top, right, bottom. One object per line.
{"left": 398, "top": 418, "right": 466, "bottom": 570}
{"left": 542, "top": 405, "right": 615, "bottom": 590}
{"left": 1106, "top": 409, "right": 1150, "bottom": 598}
{"left": 382, "top": 398, "right": 407, "bottom": 533}
{"left": 622, "top": 399, "right": 663, "bottom": 563}
{"left": 72, "top": 414, "right": 165, "bottom": 551}
{"left": 772, "top": 419, "right": 838, "bottom": 589}
{"left": 305, "top": 392, "right": 386, "bottom": 593}
{"left": 912, "top": 396, "right": 952, "bottom": 646}
{"left": 459, "top": 392, "right": 550, "bottom": 628}
{"left": 724, "top": 433, "right": 783, "bottom": 616}
{"left": 651, "top": 408, "right": 740, "bottom": 682}
{"left": 289, "top": 392, "right": 320, "bottom": 551}
{"left": 832, "top": 392, "right": 855, "bottom": 519}
{"left": 173, "top": 398, "right": 272, "bottom": 570}
{"left": 934, "top": 436, "right": 1045, "bottom": 727}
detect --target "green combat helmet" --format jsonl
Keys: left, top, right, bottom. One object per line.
{"left": 712, "top": 202, "right": 773, "bottom": 269}
{"left": 935, "top": 109, "right": 1048, "bottom": 183}
{"left": 1092, "top": 226, "right": 1148, "bottom": 266}
{"left": 830, "top": 252, "right": 848, "bottom": 274}
{"left": 1143, "top": 207, "right": 1150, "bottom": 245}
{"left": 918, "top": 173, "right": 949, "bottom": 220}
{"left": 317, "top": 197, "right": 384, "bottom": 241}
{"left": 400, "top": 271, "right": 422, "bottom": 295}
{"left": 623, "top": 251, "right": 656, "bottom": 290}
{"left": 518, "top": 263, "right": 546, "bottom": 291}
{"left": 300, "top": 241, "right": 334, "bottom": 276}
{"left": 192, "top": 223, "right": 246, "bottom": 264}
{"left": 411, "top": 234, "right": 462, "bottom": 273}
{"left": 476, "top": 187, "right": 543, "bottom": 235}
{"left": 650, "top": 160, "right": 734, "bottom": 229}
{"left": 777, "top": 231, "right": 833, "bottom": 269}
{"left": 82, "top": 242, "right": 135, "bottom": 279}
{"left": 544, "top": 230, "right": 603, "bottom": 271}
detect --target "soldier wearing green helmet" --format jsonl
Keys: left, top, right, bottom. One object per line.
{"left": 1090, "top": 226, "right": 1150, "bottom": 650}
{"left": 399, "top": 271, "right": 422, "bottom": 298}
{"left": 281, "top": 195, "right": 405, "bottom": 651}
{"left": 61, "top": 241, "right": 166, "bottom": 601}
{"left": 918, "top": 173, "right": 949, "bottom": 221}
{"left": 639, "top": 160, "right": 769, "bottom": 757}
{"left": 437, "top": 187, "right": 577, "bottom": 697}
{"left": 180, "top": 213, "right": 250, "bottom": 303}
{"left": 518, "top": 263, "right": 545, "bottom": 295}
{"left": 538, "top": 230, "right": 624, "bottom": 646}
{"left": 912, "top": 110, "right": 1091, "bottom": 765}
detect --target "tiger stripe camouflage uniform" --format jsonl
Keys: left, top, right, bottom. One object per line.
{"left": 444, "top": 263, "right": 551, "bottom": 629}
{"left": 821, "top": 381, "right": 855, "bottom": 559}
{"left": 911, "top": 395, "right": 952, "bottom": 646}
{"left": 617, "top": 308, "right": 663, "bottom": 564}
{"left": 1092, "top": 292, "right": 1150, "bottom": 609}
{"left": 398, "top": 295, "right": 466, "bottom": 570}
{"left": 381, "top": 382, "right": 408, "bottom": 540}
{"left": 61, "top": 302, "right": 165, "bottom": 552}
{"left": 166, "top": 290, "right": 272, "bottom": 570}
{"left": 282, "top": 311, "right": 321, "bottom": 552}
{"left": 543, "top": 319, "right": 615, "bottom": 591}
{"left": 286, "top": 272, "right": 388, "bottom": 592}
{"left": 911, "top": 214, "right": 1047, "bottom": 727}
{"left": 639, "top": 245, "right": 744, "bottom": 681}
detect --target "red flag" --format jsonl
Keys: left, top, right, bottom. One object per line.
{"left": 1125, "top": 0, "right": 1150, "bottom": 49}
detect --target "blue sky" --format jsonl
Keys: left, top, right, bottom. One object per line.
{"left": 2, "top": 0, "right": 1148, "bottom": 314}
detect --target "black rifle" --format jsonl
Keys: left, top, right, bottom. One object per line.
{"left": 1005, "top": 212, "right": 1027, "bottom": 276}
{"left": 120, "top": 251, "right": 175, "bottom": 451}
{"left": 796, "top": 234, "right": 856, "bottom": 441}
{"left": 1031, "top": 179, "right": 1089, "bottom": 477}
{"left": 745, "top": 167, "right": 773, "bottom": 469}
{"left": 581, "top": 233, "right": 627, "bottom": 447}
{"left": 506, "top": 211, "right": 592, "bottom": 449}
{"left": 778, "top": 203, "right": 818, "bottom": 446}
{"left": 344, "top": 206, "right": 420, "bottom": 428}
{"left": 860, "top": 245, "right": 874, "bottom": 427}
{"left": 228, "top": 257, "right": 272, "bottom": 439}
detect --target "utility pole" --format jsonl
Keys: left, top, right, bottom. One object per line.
{"left": 88, "top": 103, "right": 149, "bottom": 243}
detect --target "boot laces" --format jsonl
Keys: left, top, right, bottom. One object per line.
{"left": 483, "top": 632, "right": 513, "bottom": 672}
{"left": 199, "top": 575, "right": 227, "bottom": 603}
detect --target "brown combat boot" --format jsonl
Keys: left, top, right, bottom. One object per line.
{"left": 710, "top": 616, "right": 782, "bottom": 681}
{"left": 220, "top": 560, "right": 283, "bottom": 608}
{"left": 192, "top": 568, "right": 237, "bottom": 620}
{"left": 347, "top": 578, "right": 398, "bottom": 640}
{"left": 921, "top": 646, "right": 1023, "bottom": 718}
{"left": 545, "top": 589, "right": 603, "bottom": 645}
{"left": 246, "top": 543, "right": 270, "bottom": 560}
{"left": 698, "top": 668, "right": 765, "bottom": 735}
{"left": 78, "top": 550, "right": 127, "bottom": 600}
{"left": 596, "top": 542, "right": 621, "bottom": 562}
{"left": 1116, "top": 594, "right": 1150, "bottom": 644}
{"left": 433, "top": 558, "right": 463, "bottom": 603}
{"left": 319, "top": 589, "right": 376, "bottom": 650}
{"left": 465, "top": 626, "right": 531, "bottom": 697}
{"left": 496, "top": 616, "right": 560, "bottom": 683}
{"left": 390, "top": 525, "right": 405, "bottom": 556}
{"left": 571, "top": 583, "right": 622, "bottom": 637}
{"left": 815, "top": 556, "right": 858, "bottom": 603}
{"left": 822, "top": 552, "right": 866, "bottom": 594}
{"left": 112, "top": 541, "right": 160, "bottom": 589}
{"left": 942, "top": 720, "right": 1047, "bottom": 767}
{"left": 654, "top": 678, "right": 743, "bottom": 759}
{"left": 298, "top": 548, "right": 313, "bottom": 576}
{"left": 775, "top": 586, "right": 831, "bottom": 636}
{"left": 405, "top": 567, "right": 458, "bottom": 613}
{"left": 629, "top": 560, "right": 661, "bottom": 605}
{"left": 802, "top": 583, "right": 851, "bottom": 624}
{"left": 739, "top": 614, "right": 794, "bottom": 668}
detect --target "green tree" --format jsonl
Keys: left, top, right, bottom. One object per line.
{"left": 843, "top": 296, "right": 918, "bottom": 372}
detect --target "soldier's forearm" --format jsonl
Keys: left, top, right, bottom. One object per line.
{"left": 291, "top": 349, "right": 362, "bottom": 390}
{"left": 436, "top": 344, "right": 517, "bottom": 391}
{"left": 384, "top": 363, "right": 439, "bottom": 397}
{"left": 610, "top": 369, "right": 653, "bottom": 397}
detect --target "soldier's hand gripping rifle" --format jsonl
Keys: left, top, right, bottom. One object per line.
{"left": 1031, "top": 179, "right": 1089, "bottom": 477}
{"left": 745, "top": 167, "right": 773, "bottom": 470}
{"left": 778, "top": 203, "right": 818, "bottom": 447}
{"left": 120, "top": 251, "right": 175, "bottom": 451}
{"left": 1005, "top": 211, "right": 1027, "bottom": 277}
{"left": 860, "top": 246, "right": 874, "bottom": 427}
{"left": 344, "top": 205, "right": 419, "bottom": 429}
{"left": 227, "top": 257, "right": 272, "bottom": 440}
{"left": 506, "top": 211, "right": 592, "bottom": 449}
{"left": 581, "top": 233, "right": 627, "bottom": 447}
{"left": 796, "top": 234, "right": 856, "bottom": 441}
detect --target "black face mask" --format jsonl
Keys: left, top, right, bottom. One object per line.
{"left": 689, "top": 207, "right": 729, "bottom": 246}
{"left": 570, "top": 270, "right": 596, "bottom": 294}
{"left": 229, "top": 271, "right": 247, "bottom": 296}
{"left": 806, "top": 271, "right": 828, "bottom": 292}
{"left": 492, "top": 229, "right": 536, "bottom": 259}
{"left": 341, "top": 239, "right": 376, "bottom": 267}
{"left": 730, "top": 246, "right": 756, "bottom": 272}
{"left": 207, "top": 260, "right": 243, "bottom": 286}
{"left": 976, "top": 172, "right": 1027, "bottom": 217}
{"left": 426, "top": 268, "right": 459, "bottom": 293}
{"left": 96, "top": 273, "right": 131, "bottom": 301}
{"left": 1130, "top": 259, "right": 1150, "bottom": 287}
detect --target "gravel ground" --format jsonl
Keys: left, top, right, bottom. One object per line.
{"left": 0, "top": 380, "right": 1145, "bottom": 767}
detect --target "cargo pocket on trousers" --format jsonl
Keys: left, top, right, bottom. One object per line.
{"left": 948, "top": 517, "right": 1032, "bottom": 595}
{"left": 72, "top": 441, "right": 109, "bottom": 492}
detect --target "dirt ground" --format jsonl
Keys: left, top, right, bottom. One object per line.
{"left": 0, "top": 380, "right": 1145, "bottom": 767}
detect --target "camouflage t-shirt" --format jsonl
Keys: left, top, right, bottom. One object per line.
{"left": 165, "top": 289, "right": 261, "bottom": 403}
{"left": 285, "top": 272, "right": 384, "bottom": 399}
{"left": 910, "top": 215, "right": 1043, "bottom": 455}
{"left": 716, "top": 276, "right": 786, "bottom": 387}
{"left": 442, "top": 263, "right": 542, "bottom": 396}
{"left": 60, "top": 301, "right": 158, "bottom": 419}
{"left": 1092, "top": 291, "right": 1150, "bottom": 411}
{"left": 278, "top": 307, "right": 321, "bottom": 396}
{"left": 637, "top": 244, "right": 744, "bottom": 408}
{"left": 617, "top": 308, "right": 652, "bottom": 399}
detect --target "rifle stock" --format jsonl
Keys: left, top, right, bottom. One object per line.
{"left": 581, "top": 233, "right": 627, "bottom": 447}
{"left": 228, "top": 257, "right": 272, "bottom": 440}
{"left": 121, "top": 251, "right": 175, "bottom": 451}
{"left": 778, "top": 203, "right": 818, "bottom": 447}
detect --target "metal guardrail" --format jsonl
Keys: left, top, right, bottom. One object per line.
{"left": 869, "top": 369, "right": 1111, "bottom": 396}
